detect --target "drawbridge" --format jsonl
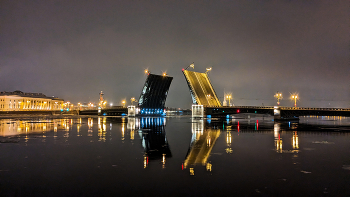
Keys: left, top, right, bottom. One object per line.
{"left": 138, "top": 73, "right": 173, "bottom": 115}
{"left": 183, "top": 70, "right": 221, "bottom": 107}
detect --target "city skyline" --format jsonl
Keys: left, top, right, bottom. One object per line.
{"left": 1, "top": 1, "right": 349, "bottom": 108}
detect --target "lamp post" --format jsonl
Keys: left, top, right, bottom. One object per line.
{"left": 226, "top": 94, "right": 232, "bottom": 106}
{"left": 291, "top": 94, "right": 298, "bottom": 107}
{"left": 122, "top": 100, "right": 126, "bottom": 107}
{"left": 274, "top": 92, "right": 283, "bottom": 105}
{"left": 205, "top": 67, "right": 212, "bottom": 74}
{"left": 185, "top": 62, "right": 195, "bottom": 70}
{"left": 130, "top": 97, "right": 137, "bottom": 105}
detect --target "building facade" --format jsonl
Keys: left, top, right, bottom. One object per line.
{"left": 0, "top": 91, "right": 64, "bottom": 111}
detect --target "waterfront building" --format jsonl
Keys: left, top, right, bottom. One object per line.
{"left": 0, "top": 90, "right": 64, "bottom": 111}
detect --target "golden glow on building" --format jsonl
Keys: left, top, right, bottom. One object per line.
{"left": 0, "top": 91, "right": 64, "bottom": 111}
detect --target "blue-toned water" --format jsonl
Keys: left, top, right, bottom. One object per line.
{"left": 0, "top": 115, "right": 349, "bottom": 196}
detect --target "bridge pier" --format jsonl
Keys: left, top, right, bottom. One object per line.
{"left": 192, "top": 105, "right": 204, "bottom": 118}
{"left": 128, "top": 106, "right": 136, "bottom": 117}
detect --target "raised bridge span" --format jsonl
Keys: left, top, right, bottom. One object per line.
{"left": 182, "top": 68, "right": 350, "bottom": 120}
{"left": 182, "top": 70, "right": 221, "bottom": 107}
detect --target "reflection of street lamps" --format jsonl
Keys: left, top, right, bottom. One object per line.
{"left": 291, "top": 94, "right": 298, "bottom": 107}
{"left": 274, "top": 92, "right": 283, "bottom": 105}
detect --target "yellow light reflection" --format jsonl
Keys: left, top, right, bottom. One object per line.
{"left": 293, "top": 131, "right": 299, "bottom": 149}
{"left": 190, "top": 168, "right": 194, "bottom": 176}
{"left": 162, "top": 154, "right": 166, "bottom": 168}
{"left": 143, "top": 156, "right": 148, "bottom": 168}
{"left": 206, "top": 162, "right": 212, "bottom": 171}
{"left": 275, "top": 133, "right": 282, "bottom": 153}
{"left": 121, "top": 122, "right": 125, "bottom": 141}
{"left": 226, "top": 131, "right": 231, "bottom": 146}
{"left": 0, "top": 119, "right": 66, "bottom": 137}
{"left": 130, "top": 130, "right": 134, "bottom": 140}
{"left": 77, "top": 124, "right": 80, "bottom": 136}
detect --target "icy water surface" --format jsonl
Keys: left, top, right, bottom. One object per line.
{"left": 0, "top": 115, "right": 349, "bottom": 196}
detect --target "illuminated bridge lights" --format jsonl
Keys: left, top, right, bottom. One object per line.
{"left": 140, "top": 108, "right": 166, "bottom": 116}
{"left": 182, "top": 70, "right": 221, "bottom": 107}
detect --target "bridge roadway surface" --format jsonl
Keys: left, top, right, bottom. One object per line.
{"left": 205, "top": 106, "right": 350, "bottom": 119}
{"left": 183, "top": 70, "right": 221, "bottom": 106}
{"left": 77, "top": 106, "right": 350, "bottom": 119}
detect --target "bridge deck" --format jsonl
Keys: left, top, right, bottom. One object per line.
{"left": 206, "top": 106, "right": 350, "bottom": 119}
{"left": 183, "top": 70, "right": 221, "bottom": 107}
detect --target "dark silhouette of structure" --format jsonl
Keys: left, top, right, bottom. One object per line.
{"left": 138, "top": 73, "right": 173, "bottom": 115}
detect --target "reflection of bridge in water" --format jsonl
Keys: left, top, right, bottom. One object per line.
{"left": 127, "top": 117, "right": 171, "bottom": 168}
{"left": 183, "top": 119, "right": 220, "bottom": 175}
{"left": 3, "top": 116, "right": 348, "bottom": 172}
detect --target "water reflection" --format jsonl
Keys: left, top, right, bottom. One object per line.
{"left": 0, "top": 116, "right": 349, "bottom": 196}
{"left": 183, "top": 119, "right": 220, "bottom": 175}
{"left": 272, "top": 122, "right": 300, "bottom": 154}
{"left": 137, "top": 117, "right": 171, "bottom": 168}
{"left": 0, "top": 119, "right": 72, "bottom": 137}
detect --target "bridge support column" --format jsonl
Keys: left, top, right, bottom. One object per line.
{"left": 128, "top": 105, "right": 136, "bottom": 117}
{"left": 273, "top": 106, "right": 281, "bottom": 120}
{"left": 192, "top": 105, "right": 204, "bottom": 118}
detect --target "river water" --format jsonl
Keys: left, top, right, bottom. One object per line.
{"left": 0, "top": 115, "right": 349, "bottom": 196}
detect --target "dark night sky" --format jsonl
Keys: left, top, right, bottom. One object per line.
{"left": 1, "top": 0, "right": 349, "bottom": 108}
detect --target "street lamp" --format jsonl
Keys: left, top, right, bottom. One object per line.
{"left": 184, "top": 62, "right": 195, "bottom": 70}
{"left": 122, "top": 100, "right": 126, "bottom": 107}
{"left": 226, "top": 94, "right": 232, "bottom": 106}
{"left": 205, "top": 67, "right": 212, "bottom": 74}
{"left": 130, "top": 97, "right": 137, "bottom": 105}
{"left": 291, "top": 94, "right": 298, "bottom": 107}
{"left": 274, "top": 92, "right": 283, "bottom": 105}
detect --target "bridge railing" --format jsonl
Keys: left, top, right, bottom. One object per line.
{"left": 217, "top": 106, "right": 274, "bottom": 109}
{"left": 280, "top": 107, "right": 350, "bottom": 111}
{"left": 206, "top": 106, "right": 350, "bottom": 111}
